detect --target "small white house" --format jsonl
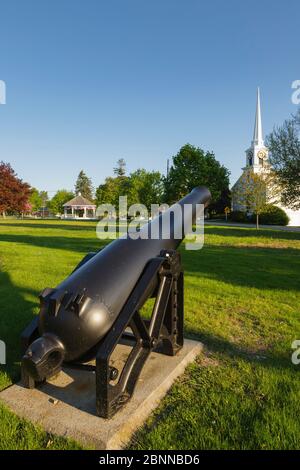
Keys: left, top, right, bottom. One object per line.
{"left": 63, "top": 193, "right": 96, "bottom": 220}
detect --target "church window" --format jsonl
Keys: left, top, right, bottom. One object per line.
{"left": 259, "top": 158, "right": 264, "bottom": 167}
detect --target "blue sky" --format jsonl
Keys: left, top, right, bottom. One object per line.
{"left": 0, "top": 0, "right": 299, "bottom": 195}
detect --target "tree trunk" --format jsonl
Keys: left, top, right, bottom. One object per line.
{"left": 256, "top": 213, "right": 259, "bottom": 230}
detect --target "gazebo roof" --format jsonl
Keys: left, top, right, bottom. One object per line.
{"left": 63, "top": 194, "right": 96, "bottom": 207}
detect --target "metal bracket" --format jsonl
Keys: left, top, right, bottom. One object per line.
{"left": 20, "top": 249, "right": 184, "bottom": 418}
{"left": 95, "top": 249, "right": 184, "bottom": 418}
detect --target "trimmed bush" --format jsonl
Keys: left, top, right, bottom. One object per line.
{"left": 230, "top": 210, "right": 249, "bottom": 223}
{"left": 249, "top": 204, "right": 289, "bottom": 226}
{"left": 257, "top": 204, "right": 289, "bottom": 226}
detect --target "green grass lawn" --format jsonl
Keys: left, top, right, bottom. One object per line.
{"left": 0, "top": 219, "right": 300, "bottom": 449}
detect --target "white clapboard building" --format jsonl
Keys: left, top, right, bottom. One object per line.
{"left": 232, "top": 88, "right": 300, "bottom": 226}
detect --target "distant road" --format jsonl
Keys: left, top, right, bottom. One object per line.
{"left": 205, "top": 220, "right": 300, "bottom": 232}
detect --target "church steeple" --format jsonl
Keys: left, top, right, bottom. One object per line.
{"left": 245, "top": 87, "right": 268, "bottom": 172}
{"left": 252, "top": 87, "right": 264, "bottom": 146}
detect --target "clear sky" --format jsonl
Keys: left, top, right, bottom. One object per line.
{"left": 0, "top": 0, "right": 299, "bottom": 195}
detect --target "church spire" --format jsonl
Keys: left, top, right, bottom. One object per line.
{"left": 252, "top": 87, "right": 264, "bottom": 146}
{"left": 245, "top": 88, "right": 268, "bottom": 171}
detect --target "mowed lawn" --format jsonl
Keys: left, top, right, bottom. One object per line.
{"left": 0, "top": 219, "right": 300, "bottom": 450}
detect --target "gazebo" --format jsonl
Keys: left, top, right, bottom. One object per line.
{"left": 63, "top": 193, "right": 96, "bottom": 220}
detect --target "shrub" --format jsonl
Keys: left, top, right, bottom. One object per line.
{"left": 257, "top": 204, "right": 289, "bottom": 226}
{"left": 230, "top": 210, "right": 249, "bottom": 223}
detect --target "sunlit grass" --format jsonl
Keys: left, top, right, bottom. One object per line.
{"left": 0, "top": 219, "right": 300, "bottom": 449}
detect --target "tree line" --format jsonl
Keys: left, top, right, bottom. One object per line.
{"left": 1, "top": 110, "right": 299, "bottom": 219}
{"left": 0, "top": 144, "right": 231, "bottom": 217}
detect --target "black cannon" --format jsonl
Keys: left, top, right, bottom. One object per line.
{"left": 21, "top": 187, "right": 211, "bottom": 418}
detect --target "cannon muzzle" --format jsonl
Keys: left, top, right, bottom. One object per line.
{"left": 22, "top": 334, "right": 65, "bottom": 382}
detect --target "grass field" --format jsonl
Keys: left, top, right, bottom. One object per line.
{"left": 0, "top": 219, "right": 300, "bottom": 449}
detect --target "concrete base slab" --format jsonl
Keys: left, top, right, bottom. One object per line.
{"left": 0, "top": 339, "right": 202, "bottom": 450}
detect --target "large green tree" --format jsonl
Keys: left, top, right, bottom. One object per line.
{"left": 164, "top": 144, "right": 230, "bottom": 205}
{"left": 95, "top": 176, "right": 128, "bottom": 207}
{"left": 29, "top": 189, "right": 48, "bottom": 216}
{"left": 267, "top": 108, "right": 300, "bottom": 209}
{"left": 29, "top": 188, "right": 44, "bottom": 212}
{"left": 95, "top": 163, "right": 163, "bottom": 212}
{"left": 210, "top": 188, "right": 231, "bottom": 215}
{"left": 75, "top": 170, "right": 93, "bottom": 200}
{"left": 95, "top": 159, "right": 128, "bottom": 208}
{"left": 49, "top": 190, "right": 74, "bottom": 215}
{"left": 129, "top": 169, "right": 163, "bottom": 210}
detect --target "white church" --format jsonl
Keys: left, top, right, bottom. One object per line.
{"left": 232, "top": 88, "right": 300, "bottom": 226}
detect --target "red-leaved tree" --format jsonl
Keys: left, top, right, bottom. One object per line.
{"left": 0, "top": 162, "right": 31, "bottom": 217}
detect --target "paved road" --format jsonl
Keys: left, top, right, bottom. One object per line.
{"left": 205, "top": 220, "right": 300, "bottom": 232}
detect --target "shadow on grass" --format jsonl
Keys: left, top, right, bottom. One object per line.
{"left": 1, "top": 227, "right": 299, "bottom": 386}
{"left": 181, "top": 244, "right": 300, "bottom": 291}
{"left": 0, "top": 233, "right": 107, "bottom": 254}
{"left": 0, "top": 271, "right": 38, "bottom": 387}
{"left": 0, "top": 222, "right": 97, "bottom": 232}
{"left": 184, "top": 326, "right": 295, "bottom": 371}
{"left": 0, "top": 258, "right": 296, "bottom": 401}
{"left": 205, "top": 225, "right": 300, "bottom": 241}
{"left": 1, "top": 232, "right": 300, "bottom": 291}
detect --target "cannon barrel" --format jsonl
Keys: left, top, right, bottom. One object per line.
{"left": 22, "top": 187, "right": 211, "bottom": 382}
